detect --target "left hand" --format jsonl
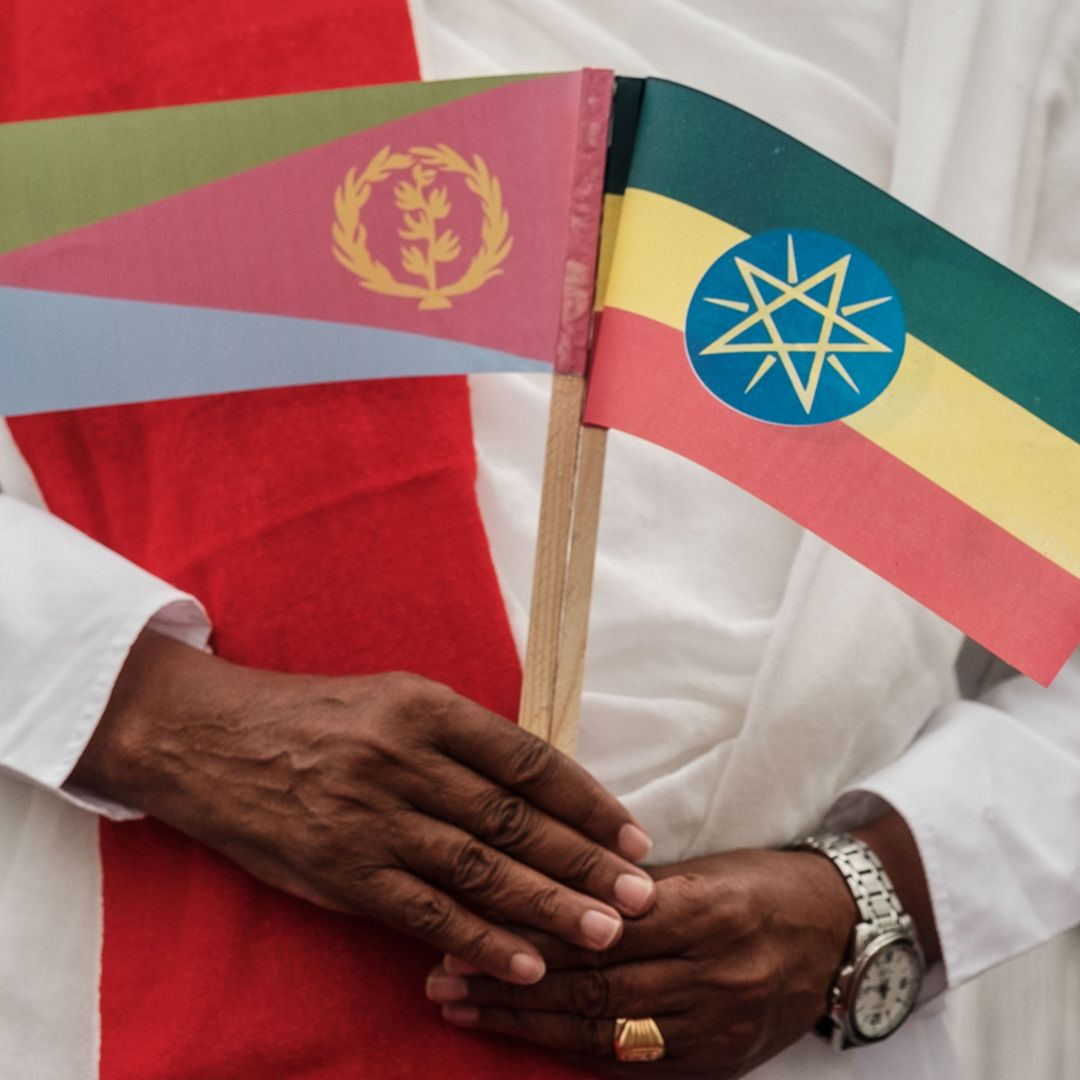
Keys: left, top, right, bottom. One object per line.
{"left": 426, "top": 848, "right": 856, "bottom": 1077}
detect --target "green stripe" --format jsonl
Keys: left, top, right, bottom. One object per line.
{"left": 0, "top": 75, "right": 530, "bottom": 255}
{"left": 628, "top": 79, "right": 1080, "bottom": 443}
{"left": 604, "top": 77, "right": 644, "bottom": 196}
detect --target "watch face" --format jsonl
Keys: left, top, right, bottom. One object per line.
{"left": 850, "top": 940, "right": 922, "bottom": 1042}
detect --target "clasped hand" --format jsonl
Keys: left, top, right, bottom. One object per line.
{"left": 73, "top": 632, "right": 657, "bottom": 984}
{"left": 428, "top": 849, "right": 856, "bottom": 1078}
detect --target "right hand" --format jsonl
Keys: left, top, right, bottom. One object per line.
{"left": 71, "top": 631, "right": 657, "bottom": 985}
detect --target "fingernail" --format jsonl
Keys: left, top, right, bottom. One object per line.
{"left": 509, "top": 952, "right": 546, "bottom": 984}
{"left": 580, "top": 909, "right": 622, "bottom": 950}
{"left": 442, "top": 1004, "right": 480, "bottom": 1026}
{"left": 426, "top": 974, "right": 468, "bottom": 1003}
{"left": 618, "top": 823, "right": 653, "bottom": 862}
{"left": 444, "top": 955, "right": 482, "bottom": 976}
{"left": 613, "top": 872, "right": 655, "bottom": 914}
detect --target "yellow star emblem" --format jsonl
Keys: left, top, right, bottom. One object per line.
{"left": 699, "top": 234, "right": 895, "bottom": 414}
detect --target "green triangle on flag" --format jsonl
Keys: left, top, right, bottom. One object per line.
{"left": 0, "top": 75, "right": 527, "bottom": 255}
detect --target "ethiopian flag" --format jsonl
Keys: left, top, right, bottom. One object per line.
{"left": 0, "top": 69, "right": 610, "bottom": 415}
{"left": 586, "top": 78, "right": 1080, "bottom": 685}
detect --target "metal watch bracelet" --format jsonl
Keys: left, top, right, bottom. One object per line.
{"left": 791, "top": 832, "right": 925, "bottom": 1050}
{"left": 795, "top": 832, "right": 906, "bottom": 933}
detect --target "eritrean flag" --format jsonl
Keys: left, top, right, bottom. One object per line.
{"left": 586, "top": 78, "right": 1080, "bottom": 685}
{"left": 0, "top": 69, "right": 610, "bottom": 415}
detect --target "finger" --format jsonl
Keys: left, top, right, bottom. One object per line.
{"left": 426, "top": 959, "right": 693, "bottom": 1019}
{"left": 401, "top": 816, "right": 630, "bottom": 953}
{"left": 503, "top": 877, "right": 709, "bottom": 970}
{"left": 443, "top": 955, "right": 482, "bottom": 975}
{"left": 439, "top": 1005, "right": 681, "bottom": 1063}
{"left": 479, "top": 929, "right": 599, "bottom": 973}
{"left": 444, "top": 935, "right": 594, "bottom": 978}
{"left": 366, "top": 869, "right": 546, "bottom": 985}
{"left": 406, "top": 760, "right": 656, "bottom": 916}
{"left": 436, "top": 702, "right": 653, "bottom": 863}
{"left": 441, "top": 1006, "right": 616, "bottom": 1057}
{"left": 478, "top": 925, "right": 680, "bottom": 976}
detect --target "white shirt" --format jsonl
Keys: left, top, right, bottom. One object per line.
{"left": 1, "top": 1, "right": 1079, "bottom": 1077}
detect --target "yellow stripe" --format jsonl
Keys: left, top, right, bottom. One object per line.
{"left": 605, "top": 188, "right": 1080, "bottom": 577}
{"left": 594, "top": 194, "right": 624, "bottom": 313}
{"left": 605, "top": 189, "right": 748, "bottom": 324}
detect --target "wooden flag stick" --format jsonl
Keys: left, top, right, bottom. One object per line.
{"left": 518, "top": 373, "right": 588, "bottom": 742}
{"left": 517, "top": 366, "right": 608, "bottom": 753}
{"left": 548, "top": 423, "right": 607, "bottom": 757}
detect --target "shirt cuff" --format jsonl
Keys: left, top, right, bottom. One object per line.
{"left": 0, "top": 497, "right": 211, "bottom": 820}
{"left": 825, "top": 652, "right": 1080, "bottom": 990}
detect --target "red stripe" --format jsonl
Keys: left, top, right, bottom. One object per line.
{"left": 586, "top": 308, "right": 1080, "bottom": 685}
{"left": 6, "top": 4, "right": 594, "bottom": 1079}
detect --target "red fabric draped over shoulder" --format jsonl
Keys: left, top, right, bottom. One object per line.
{"left": 5, "top": 4, "right": 591, "bottom": 1076}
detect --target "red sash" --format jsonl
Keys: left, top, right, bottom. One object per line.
{"left": 7, "top": 4, "right": 597, "bottom": 1076}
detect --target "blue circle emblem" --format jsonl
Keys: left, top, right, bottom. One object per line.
{"left": 684, "top": 229, "right": 906, "bottom": 426}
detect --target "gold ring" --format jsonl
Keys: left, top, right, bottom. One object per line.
{"left": 613, "top": 1017, "right": 666, "bottom": 1062}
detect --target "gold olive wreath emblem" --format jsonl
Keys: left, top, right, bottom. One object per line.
{"left": 332, "top": 144, "right": 512, "bottom": 310}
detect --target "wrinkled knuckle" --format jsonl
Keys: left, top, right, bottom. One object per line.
{"left": 506, "top": 735, "right": 560, "bottom": 789}
{"left": 420, "top": 678, "right": 457, "bottom": 713}
{"left": 461, "top": 925, "right": 494, "bottom": 965}
{"left": 581, "top": 1017, "right": 610, "bottom": 1057}
{"left": 407, "top": 678, "right": 461, "bottom": 740}
{"left": 560, "top": 844, "right": 604, "bottom": 891}
{"left": 675, "top": 872, "right": 710, "bottom": 908}
{"left": 365, "top": 673, "right": 466, "bottom": 758}
{"left": 382, "top": 671, "right": 451, "bottom": 716}
{"left": 732, "top": 955, "right": 777, "bottom": 1010}
{"left": 448, "top": 839, "right": 507, "bottom": 896}
{"left": 478, "top": 790, "right": 534, "bottom": 851}
{"left": 380, "top": 669, "right": 429, "bottom": 702}
{"left": 303, "top": 821, "right": 377, "bottom": 873}
{"left": 331, "top": 847, "right": 386, "bottom": 888}
{"left": 315, "top": 854, "right": 383, "bottom": 909}
{"left": 400, "top": 891, "right": 455, "bottom": 940}
{"left": 526, "top": 885, "right": 561, "bottom": 923}
{"left": 721, "top": 882, "right": 765, "bottom": 938}
{"left": 656, "top": 873, "right": 710, "bottom": 929}
{"left": 571, "top": 969, "right": 612, "bottom": 1019}
{"left": 300, "top": 833, "right": 346, "bottom": 877}
{"left": 575, "top": 787, "right": 603, "bottom": 829}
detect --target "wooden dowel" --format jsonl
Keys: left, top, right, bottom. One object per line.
{"left": 518, "top": 373, "right": 588, "bottom": 741}
{"left": 549, "top": 424, "right": 607, "bottom": 757}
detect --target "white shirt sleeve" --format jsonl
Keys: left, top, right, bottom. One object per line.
{"left": 828, "top": 652, "right": 1080, "bottom": 989}
{"left": 0, "top": 491, "right": 210, "bottom": 819}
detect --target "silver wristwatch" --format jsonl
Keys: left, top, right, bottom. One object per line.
{"left": 793, "top": 832, "right": 924, "bottom": 1050}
